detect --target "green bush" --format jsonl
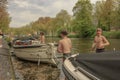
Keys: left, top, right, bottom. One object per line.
{"left": 77, "top": 26, "right": 96, "bottom": 38}
{"left": 103, "top": 31, "right": 120, "bottom": 39}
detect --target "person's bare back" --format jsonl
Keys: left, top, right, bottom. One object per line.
{"left": 57, "top": 30, "right": 72, "bottom": 62}
{"left": 57, "top": 31, "right": 72, "bottom": 54}
{"left": 39, "top": 32, "right": 45, "bottom": 43}
{"left": 59, "top": 38, "right": 72, "bottom": 53}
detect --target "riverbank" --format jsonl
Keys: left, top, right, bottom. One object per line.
{"left": 46, "top": 31, "right": 120, "bottom": 39}
{"left": 12, "top": 56, "right": 60, "bottom": 80}
{"left": 103, "top": 31, "right": 120, "bottom": 39}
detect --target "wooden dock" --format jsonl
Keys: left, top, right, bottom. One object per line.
{"left": 0, "top": 39, "right": 15, "bottom": 80}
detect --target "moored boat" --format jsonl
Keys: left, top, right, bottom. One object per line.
{"left": 13, "top": 39, "right": 59, "bottom": 65}
{"left": 63, "top": 51, "right": 120, "bottom": 80}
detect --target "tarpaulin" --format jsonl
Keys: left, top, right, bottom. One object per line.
{"left": 69, "top": 51, "right": 120, "bottom": 80}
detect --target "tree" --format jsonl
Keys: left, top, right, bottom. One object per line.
{"left": 73, "top": 0, "right": 94, "bottom": 38}
{"left": 113, "top": 0, "right": 120, "bottom": 30}
{"left": 0, "top": 0, "right": 10, "bottom": 32}
{"left": 47, "top": 9, "right": 72, "bottom": 36}
{"left": 54, "top": 9, "right": 71, "bottom": 32}
{"left": 94, "top": 0, "right": 115, "bottom": 31}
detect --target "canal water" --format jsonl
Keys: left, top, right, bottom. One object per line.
{"left": 46, "top": 38, "right": 120, "bottom": 53}
{"left": 46, "top": 38, "right": 120, "bottom": 80}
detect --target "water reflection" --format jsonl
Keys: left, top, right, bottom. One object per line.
{"left": 46, "top": 38, "right": 120, "bottom": 53}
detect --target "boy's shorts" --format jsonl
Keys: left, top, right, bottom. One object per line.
{"left": 63, "top": 53, "right": 71, "bottom": 61}
{"left": 96, "top": 48, "right": 105, "bottom": 53}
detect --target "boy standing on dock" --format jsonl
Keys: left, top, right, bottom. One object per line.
{"left": 92, "top": 28, "right": 110, "bottom": 53}
{"left": 57, "top": 30, "right": 72, "bottom": 80}
{"left": 57, "top": 30, "right": 72, "bottom": 61}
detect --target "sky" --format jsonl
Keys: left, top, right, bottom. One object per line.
{"left": 8, "top": 0, "right": 100, "bottom": 27}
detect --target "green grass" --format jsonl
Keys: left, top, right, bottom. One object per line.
{"left": 103, "top": 31, "right": 120, "bottom": 39}
{"left": 68, "top": 31, "right": 120, "bottom": 39}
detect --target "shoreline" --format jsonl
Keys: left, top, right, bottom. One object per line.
{"left": 11, "top": 56, "right": 60, "bottom": 80}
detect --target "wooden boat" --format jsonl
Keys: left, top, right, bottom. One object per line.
{"left": 13, "top": 39, "right": 59, "bottom": 65}
{"left": 63, "top": 51, "right": 120, "bottom": 80}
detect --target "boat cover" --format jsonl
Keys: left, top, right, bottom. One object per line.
{"left": 69, "top": 51, "right": 120, "bottom": 80}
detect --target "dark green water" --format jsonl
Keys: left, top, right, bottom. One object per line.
{"left": 46, "top": 38, "right": 120, "bottom": 53}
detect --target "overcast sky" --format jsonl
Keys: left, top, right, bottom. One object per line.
{"left": 8, "top": 0, "right": 100, "bottom": 27}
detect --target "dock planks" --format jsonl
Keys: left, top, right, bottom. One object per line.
{"left": 0, "top": 39, "right": 15, "bottom": 80}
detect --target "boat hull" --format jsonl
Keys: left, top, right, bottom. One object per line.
{"left": 63, "top": 54, "right": 90, "bottom": 80}
{"left": 14, "top": 44, "right": 58, "bottom": 65}
{"left": 63, "top": 51, "right": 120, "bottom": 80}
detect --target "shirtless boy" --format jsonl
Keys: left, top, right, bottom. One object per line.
{"left": 40, "top": 32, "right": 45, "bottom": 43}
{"left": 92, "top": 28, "right": 110, "bottom": 53}
{"left": 57, "top": 30, "right": 72, "bottom": 61}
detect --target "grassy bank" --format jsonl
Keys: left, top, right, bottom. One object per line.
{"left": 45, "top": 31, "right": 120, "bottom": 39}
{"left": 103, "top": 31, "right": 120, "bottom": 39}
{"left": 68, "top": 31, "right": 120, "bottom": 39}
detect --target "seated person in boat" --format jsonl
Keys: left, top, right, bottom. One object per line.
{"left": 57, "top": 30, "right": 72, "bottom": 61}
{"left": 0, "top": 29, "right": 3, "bottom": 48}
{"left": 39, "top": 32, "right": 45, "bottom": 43}
{"left": 92, "top": 28, "right": 110, "bottom": 53}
